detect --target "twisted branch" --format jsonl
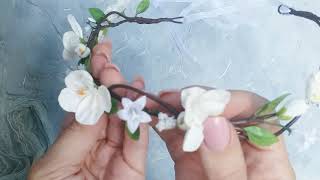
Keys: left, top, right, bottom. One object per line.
{"left": 87, "top": 11, "right": 183, "bottom": 49}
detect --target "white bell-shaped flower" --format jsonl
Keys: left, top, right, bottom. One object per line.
{"left": 117, "top": 96, "right": 152, "bottom": 133}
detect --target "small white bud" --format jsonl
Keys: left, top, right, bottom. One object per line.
{"left": 306, "top": 71, "right": 320, "bottom": 104}
{"left": 277, "top": 99, "right": 309, "bottom": 120}
{"left": 155, "top": 112, "right": 177, "bottom": 132}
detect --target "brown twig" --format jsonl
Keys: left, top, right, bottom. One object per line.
{"left": 86, "top": 11, "right": 183, "bottom": 49}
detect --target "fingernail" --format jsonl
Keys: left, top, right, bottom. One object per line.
{"left": 203, "top": 117, "right": 230, "bottom": 152}
{"left": 159, "top": 89, "right": 180, "bottom": 98}
{"left": 133, "top": 76, "right": 145, "bottom": 88}
{"left": 104, "top": 63, "right": 120, "bottom": 73}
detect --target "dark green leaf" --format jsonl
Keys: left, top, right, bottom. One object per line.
{"left": 136, "top": 0, "right": 150, "bottom": 15}
{"left": 84, "top": 56, "right": 91, "bottom": 72}
{"left": 255, "top": 93, "right": 290, "bottom": 116}
{"left": 126, "top": 124, "right": 140, "bottom": 141}
{"left": 78, "top": 56, "right": 90, "bottom": 69}
{"left": 78, "top": 57, "right": 87, "bottom": 66}
{"left": 244, "top": 126, "right": 278, "bottom": 146}
{"left": 89, "top": 8, "right": 105, "bottom": 22}
{"left": 109, "top": 98, "right": 119, "bottom": 114}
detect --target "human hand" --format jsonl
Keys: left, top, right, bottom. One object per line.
{"left": 150, "top": 89, "right": 295, "bottom": 180}
{"left": 28, "top": 41, "right": 149, "bottom": 180}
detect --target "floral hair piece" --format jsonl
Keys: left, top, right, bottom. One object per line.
{"left": 58, "top": 1, "right": 320, "bottom": 152}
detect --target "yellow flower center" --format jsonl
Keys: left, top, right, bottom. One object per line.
{"left": 77, "top": 89, "right": 87, "bottom": 96}
{"left": 79, "top": 47, "right": 85, "bottom": 55}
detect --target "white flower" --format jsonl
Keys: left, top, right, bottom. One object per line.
{"left": 306, "top": 71, "right": 320, "bottom": 104}
{"left": 155, "top": 112, "right": 177, "bottom": 132}
{"left": 179, "top": 87, "right": 231, "bottom": 152}
{"left": 277, "top": 99, "right": 309, "bottom": 120}
{"left": 63, "top": 14, "right": 90, "bottom": 60}
{"left": 58, "top": 70, "right": 112, "bottom": 125}
{"left": 105, "top": 0, "right": 131, "bottom": 22}
{"left": 117, "top": 96, "right": 152, "bottom": 133}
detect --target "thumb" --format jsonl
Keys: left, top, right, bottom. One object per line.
{"left": 199, "top": 117, "right": 247, "bottom": 180}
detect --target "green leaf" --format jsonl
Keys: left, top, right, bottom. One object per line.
{"left": 78, "top": 57, "right": 87, "bottom": 66}
{"left": 276, "top": 107, "right": 292, "bottom": 120}
{"left": 244, "top": 126, "right": 278, "bottom": 146}
{"left": 255, "top": 93, "right": 290, "bottom": 116}
{"left": 109, "top": 98, "right": 118, "bottom": 114}
{"left": 84, "top": 56, "right": 91, "bottom": 72}
{"left": 89, "top": 8, "right": 105, "bottom": 22}
{"left": 126, "top": 124, "right": 140, "bottom": 141}
{"left": 136, "top": 0, "right": 150, "bottom": 15}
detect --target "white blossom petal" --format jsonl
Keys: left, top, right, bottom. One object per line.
{"left": 183, "top": 126, "right": 204, "bottom": 152}
{"left": 63, "top": 31, "right": 81, "bottom": 51}
{"left": 118, "top": 95, "right": 150, "bottom": 133}
{"left": 58, "top": 88, "right": 85, "bottom": 112}
{"left": 122, "top": 98, "right": 133, "bottom": 109}
{"left": 117, "top": 109, "right": 131, "bottom": 121}
{"left": 104, "top": 0, "right": 129, "bottom": 21}
{"left": 65, "top": 70, "right": 94, "bottom": 91}
{"left": 306, "top": 71, "right": 320, "bottom": 104}
{"left": 63, "top": 49, "right": 78, "bottom": 61}
{"left": 127, "top": 119, "right": 140, "bottom": 133}
{"left": 137, "top": 111, "right": 152, "bottom": 123}
{"left": 156, "top": 112, "right": 177, "bottom": 132}
{"left": 68, "top": 14, "right": 83, "bottom": 38}
{"left": 75, "top": 92, "right": 104, "bottom": 125}
{"left": 177, "top": 111, "right": 189, "bottom": 130}
{"left": 88, "top": 17, "right": 96, "bottom": 23}
{"left": 193, "top": 89, "right": 231, "bottom": 117}
{"left": 132, "top": 96, "right": 147, "bottom": 111}
{"left": 97, "top": 85, "right": 112, "bottom": 113}
{"left": 181, "top": 87, "right": 206, "bottom": 109}
{"left": 75, "top": 44, "right": 90, "bottom": 58}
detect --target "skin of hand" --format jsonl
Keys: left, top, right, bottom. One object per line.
{"left": 148, "top": 89, "right": 296, "bottom": 180}
{"left": 28, "top": 41, "right": 149, "bottom": 180}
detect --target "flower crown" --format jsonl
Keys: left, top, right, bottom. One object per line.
{"left": 58, "top": 1, "right": 320, "bottom": 152}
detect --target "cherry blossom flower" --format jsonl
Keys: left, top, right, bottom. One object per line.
{"left": 63, "top": 14, "right": 90, "bottom": 60}
{"left": 179, "top": 87, "right": 231, "bottom": 152}
{"left": 58, "top": 70, "right": 112, "bottom": 125}
{"left": 117, "top": 96, "right": 152, "bottom": 133}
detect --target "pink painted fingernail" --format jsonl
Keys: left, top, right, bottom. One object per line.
{"left": 203, "top": 117, "right": 230, "bottom": 152}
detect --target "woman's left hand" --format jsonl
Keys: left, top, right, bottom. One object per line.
{"left": 28, "top": 41, "right": 149, "bottom": 180}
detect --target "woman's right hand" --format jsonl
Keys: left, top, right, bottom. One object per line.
{"left": 150, "top": 89, "right": 295, "bottom": 180}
